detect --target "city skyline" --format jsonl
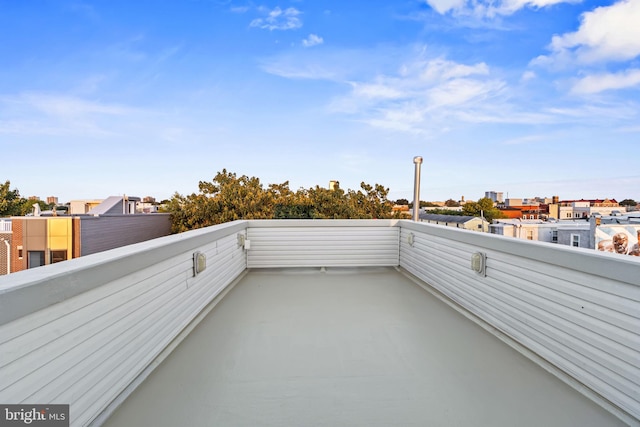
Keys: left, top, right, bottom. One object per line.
{"left": 1, "top": 1, "right": 639, "bottom": 203}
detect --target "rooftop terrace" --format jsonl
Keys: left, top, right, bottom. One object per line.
{"left": 0, "top": 220, "right": 638, "bottom": 426}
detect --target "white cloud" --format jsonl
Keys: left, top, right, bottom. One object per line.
{"left": 571, "top": 69, "right": 640, "bottom": 94}
{"left": 263, "top": 44, "right": 638, "bottom": 134}
{"left": 502, "top": 134, "right": 548, "bottom": 145}
{"left": 17, "top": 93, "right": 135, "bottom": 117}
{"left": 351, "top": 82, "right": 404, "bottom": 100}
{"left": 230, "top": 6, "right": 249, "bottom": 13}
{"left": 539, "top": 0, "right": 640, "bottom": 65}
{"left": 490, "top": 0, "right": 579, "bottom": 15}
{"left": 416, "top": 58, "right": 489, "bottom": 81}
{"left": 302, "top": 34, "right": 324, "bottom": 48}
{"left": 425, "top": 0, "right": 466, "bottom": 14}
{"left": 0, "top": 92, "right": 140, "bottom": 137}
{"left": 261, "top": 61, "right": 338, "bottom": 80}
{"left": 424, "top": 0, "right": 579, "bottom": 17}
{"left": 521, "top": 70, "right": 537, "bottom": 82}
{"left": 329, "top": 56, "right": 513, "bottom": 132}
{"left": 250, "top": 7, "right": 302, "bottom": 31}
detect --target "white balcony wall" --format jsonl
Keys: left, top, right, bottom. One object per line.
{"left": 0, "top": 221, "right": 248, "bottom": 427}
{"left": 0, "top": 219, "right": 638, "bottom": 426}
{"left": 398, "top": 220, "right": 640, "bottom": 423}
{"left": 246, "top": 220, "right": 399, "bottom": 268}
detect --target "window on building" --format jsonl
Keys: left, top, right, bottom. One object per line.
{"left": 28, "top": 251, "right": 45, "bottom": 269}
{"left": 574, "top": 213, "right": 580, "bottom": 218}
{"left": 50, "top": 250, "right": 67, "bottom": 264}
{"left": 571, "top": 234, "right": 580, "bottom": 247}
{"left": 566, "top": 213, "right": 572, "bottom": 218}
{"left": 552, "top": 230, "right": 558, "bottom": 243}
{"left": 527, "top": 230, "right": 534, "bottom": 240}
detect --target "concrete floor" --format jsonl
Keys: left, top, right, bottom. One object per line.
{"left": 104, "top": 267, "right": 626, "bottom": 427}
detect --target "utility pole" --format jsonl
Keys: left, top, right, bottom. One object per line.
{"left": 413, "top": 156, "right": 423, "bottom": 222}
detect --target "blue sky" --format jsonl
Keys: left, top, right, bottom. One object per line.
{"left": 1, "top": 0, "right": 639, "bottom": 203}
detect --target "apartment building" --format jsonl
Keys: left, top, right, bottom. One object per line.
{"left": 419, "top": 213, "right": 489, "bottom": 232}
{"left": 548, "top": 199, "right": 620, "bottom": 220}
{"left": 6, "top": 196, "right": 171, "bottom": 274}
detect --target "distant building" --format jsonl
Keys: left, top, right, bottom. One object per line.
{"left": 9, "top": 214, "right": 171, "bottom": 273}
{"left": 69, "top": 199, "right": 104, "bottom": 214}
{"left": 5, "top": 195, "right": 170, "bottom": 274}
{"left": 490, "top": 219, "right": 557, "bottom": 242}
{"left": 392, "top": 204, "right": 411, "bottom": 218}
{"left": 46, "top": 196, "right": 59, "bottom": 205}
{"left": 329, "top": 180, "right": 340, "bottom": 190}
{"left": 485, "top": 191, "right": 504, "bottom": 204}
{"left": 419, "top": 213, "right": 488, "bottom": 232}
{"left": 490, "top": 219, "right": 592, "bottom": 248}
{"left": 423, "top": 206, "right": 463, "bottom": 212}
{"left": 558, "top": 222, "right": 592, "bottom": 249}
{"left": 87, "top": 195, "right": 140, "bottom": 215}
{"left": 137, "top": 199, "right": 159, "bottom": 214}
{"left": 490, "top": 213, "right": 640, "bottom": 253}
{"left": 0, "top": 220, "right": 11, "bottom": 275}
{"left": 548, "top": 199, "right": 620, "bottom": 220}
{"left": 498, "top": 198, "right": 548, "bottom": 220}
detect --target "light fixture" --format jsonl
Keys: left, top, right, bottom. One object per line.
{"left": 237, "top": 233, "right": 251, "bottom": 250}
{"left": 193, "top": 251, "right": 207, "bottom": 276}
{"left": 471, "top": 252, "right": 486, "bottom": 276}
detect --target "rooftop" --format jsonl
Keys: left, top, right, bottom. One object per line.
{"left": 105, "top": 268, "right": 625, "bottom": 427}
{"left": 0, "top": 219, "right": 638, "bottom": 426}
{"left": 418, "top": 213, "right": 483, "bottom": 223}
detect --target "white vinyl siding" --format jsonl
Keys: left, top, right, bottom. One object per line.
{"left": 399, "top": 221, "right": 639, "bottom": 422}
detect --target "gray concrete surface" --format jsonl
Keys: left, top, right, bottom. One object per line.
{"left": 104, "top": 267, "right": 626, "bottom": 427}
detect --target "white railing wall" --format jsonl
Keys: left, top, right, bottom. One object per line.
{"left": 398, "top": 220, "right": 640, "bottom": 423}
{"left": 0, "top": 221, "right": 248, "bottom": 427}
{"left": 246, "top": 220, "right": 399, "bottom": 268}
{"left": 0, "top": 219, "right": 638, "bottom": 425}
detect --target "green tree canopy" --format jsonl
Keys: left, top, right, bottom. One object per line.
{"left": 421, "top": 201, "right": 439, "bottom": 207}
{"left": 462, "top": 197, "right": 505, "bottom": 222}
{"left": 619, "top": 199, "right": 637, "bottom": 207}
{"left": 424, "top": 208, "right": 465, "bottom": 216}
{"left": 0, "top": 180, "right": 27, "bottom": 217}
{"left": 168, "top": 170, "right": 396, "bottom": 233}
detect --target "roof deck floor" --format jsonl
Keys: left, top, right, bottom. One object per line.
{"left": 104, "top": 267, "right": 625, "bottom": 426}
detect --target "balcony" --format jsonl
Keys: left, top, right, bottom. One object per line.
{"left": 0, "top": 220, "right": 638, "bottom": 426}
{"left": 0, "top": 220, "right": 10, "bottom": 232}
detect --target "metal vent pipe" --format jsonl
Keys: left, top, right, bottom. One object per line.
{"left": 412, "top": 156, "right": 423, "bottom": 221}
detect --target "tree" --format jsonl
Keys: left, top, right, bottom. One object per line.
{"left": 444, "top": 199, "right": 460, "bottom": 207}
{"left": 462, "top": 197, "right": 505, "bottom": 222}
{"left": 619, "top": 199, "right": 637, "bottom": 207}
{"left": 0, "top": 180, "right": 27, "bottom": 217}
{"left": 168, "top": 170, "right": 279, "bottom": 233}
{"left": 421, "top": 201, "right": 440, "bottom": 207}
{"left": 425, "top": 208, "right": 465, "bottom": 216}
{"left": 20, "top": 199, "right": 51, "bottom": 216}
{"left": 168, "top": 170, "right": 396, "bottom": 232}
{"left": 395, "top": 198, "right": 409, "bottom": 206}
